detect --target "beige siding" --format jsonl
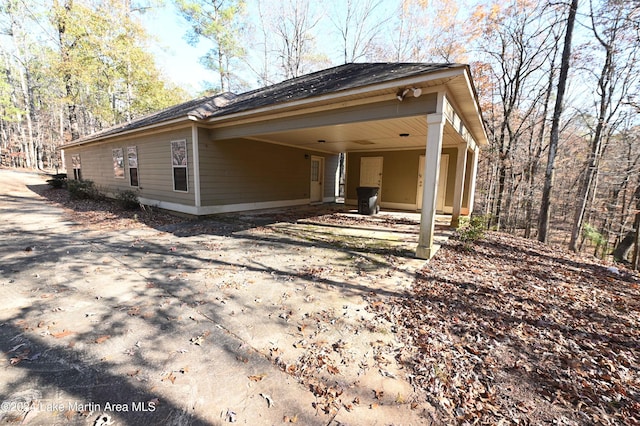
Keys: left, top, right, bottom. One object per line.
{"left": 346, "top": 150, "right": 422, "bottom": 205}
{"left": 346, "top": 147, "right": 461, "bottom": 208}
{"left": 441, "top": 147, "right": 458, "bottom": 207}
{"left": 63, "top": 128, "right": 195, "bottom": 206}
{"left": 198, "top": 137, "right": 338, "bottom": 206}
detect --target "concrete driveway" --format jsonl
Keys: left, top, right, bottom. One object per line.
{"left": 0, "top": 169, "right": 444, "bottom": 425}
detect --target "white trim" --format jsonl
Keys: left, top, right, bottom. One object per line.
{"left": 170, "top": 139, "right": 189, "bottom": 193}
{"left": 204, "top": 68, "right": 466, "bottom": 125}
{"left": 192, "top": 125, "right": 201, "bottom": 207}
{"left": 310, "top": 155, "right": 324, "bottom": 203}
{"left": 62, "top": 119, "right": 192, "bottom": 148}
{"left": 137, "top": 197, "right": 311, "bottom": 216}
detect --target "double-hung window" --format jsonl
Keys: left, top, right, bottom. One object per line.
{"left": 171, "top": 140, "right": 188, "bottom": 192}
{"left": 127, "top": 146, "right": 139, "bottom": 187}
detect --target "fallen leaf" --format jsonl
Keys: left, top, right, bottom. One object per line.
{"left": 225, "top": 409, "right": 236, "bottom": 423}
{"left": 283, "top": 414, "right": 299, "bottom": 423}
{"left": 248, "top": 374, "right": 266, "bottom": 382}
{"left": 162, "top": 372, "right": 176, "bottom": 384}
{"left": 260, "top": 393, "right": 274, "bottom": 408}
{"left": 52, "top": 330, "right": 74, "bottom": 338}
{"left": 327, "top": 365, "right": 340, "bottom": 375}
{"left": 95, "top": 335, "right": 111, "bottom": 344}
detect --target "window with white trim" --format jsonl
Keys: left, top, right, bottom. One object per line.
{"left": 127, "top": 146, "right": 139, "bottom": 187}
{"left": 71, "top": 154, "right": 82, "bottom": 180}
{"left": 170, "top": 140, "right": 188, "bottom": 192}
{"left": 113, "top": 148, "right": 124, "bottom": 179}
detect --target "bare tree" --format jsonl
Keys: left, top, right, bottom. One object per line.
{"left": 273, "top": 0, "right": 325, "bottom": 79}
{"left": 328, "top": 0, "right": 387, "bottom": 64}
{"left": 568, "top": 0, "right": 640, "bottom": 251}
{"left": 538, "top": 0, "right": 578, "bottom": 243}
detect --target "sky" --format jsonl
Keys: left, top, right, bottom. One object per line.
{"left": 140, "top": 3, "right": 214, "bottom": 95}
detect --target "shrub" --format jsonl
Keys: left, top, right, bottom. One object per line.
{"left": 46, "top": 173, "right": 67, "bottom": 189}
{"left": 67, "top": 179, "right": 101, "bottom": 200}
{"left": 115, "top": 190, "right": 140, "bottom": 210}
{"left": 456, "top": 214, "right": 487, "bottom": 250}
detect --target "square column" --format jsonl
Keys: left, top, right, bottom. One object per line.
{"left": 450, "top": 142, "right": 468, "bottom": 228}
{"left": 464, "top": 146, "right": 479, "bottom": 215}
{"left": 416, "top": 113, "right": 445, "bottom": 259}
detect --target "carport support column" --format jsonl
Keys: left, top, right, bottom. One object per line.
{"left": 416, "top": 112, "right": 445, "bottom": 260}
{"left": 450, "top": 142, "right": 468, "bottom": 228}
{"left": 465, "top": 146, "right": 479, "bottom": 215}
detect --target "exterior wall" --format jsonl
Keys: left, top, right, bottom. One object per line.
{"left": 346, "top": 150, "right": 422, "bottom": 207}
{"left": 345, "top": 147, "right": 460, "bottom": 211}
{"left": 63, "top": 127, "right": 196, "bottom": 206}
{"left": 441, "top": 147, "right": 458, "bottom": 208}
{"left": 198, "top": 136, "right": 338, "bottom": 207}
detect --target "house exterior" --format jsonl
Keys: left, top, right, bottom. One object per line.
{"left": 62, "top": 63, "right": 488, "bottom": 259}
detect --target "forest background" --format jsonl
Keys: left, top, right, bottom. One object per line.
{"left": 1, "top": 0, "right": 639, "bottom": 265}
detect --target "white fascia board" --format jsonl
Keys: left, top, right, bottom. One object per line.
{"left": 61, "top": 117, "right": 194, "bottom": 149}
{"left": 203, "top": 67, "right": 467, "bottom": 125}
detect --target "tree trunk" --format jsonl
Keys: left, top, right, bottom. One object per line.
{"left": 613, "top": 184, "right": 640, "bottom": 266}
{"left": 55, "top": 0, "right": 80, "bottom": 141}
{"left": 538, "top": 0, "right": 577, "bottom": 242}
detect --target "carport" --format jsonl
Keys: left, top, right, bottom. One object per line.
{"left": 62, "top": 63, "right": 488, "bottom": 260}
{"left": 200, "top": 64, "right": 488, "bottom": 259}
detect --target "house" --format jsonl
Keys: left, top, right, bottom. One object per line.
{"left": 61, "top": 63, "right": 488, "bottom": 259}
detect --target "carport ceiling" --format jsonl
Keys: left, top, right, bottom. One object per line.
{"left": 234, "top": 116, "right": 462, "bottom": 154}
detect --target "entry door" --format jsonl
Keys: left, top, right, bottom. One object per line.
{"left": 360, "top": 156, "right": 383, "bottom": 194}
{"left": 310, "top": 156, "right": 324, "bottom": 203}
{"left": 416, "top": 154, "right": 448, "bottom": 211}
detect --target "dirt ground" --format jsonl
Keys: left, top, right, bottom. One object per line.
{"left": 4, "top": 169, "right": 638, "bottom": 426}
{"left": 0, "top": 169, "right": 440, "bottom": 425}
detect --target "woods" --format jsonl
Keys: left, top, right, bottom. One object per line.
{"left": 1, "top": 0, "right": 639, "bottom": 266}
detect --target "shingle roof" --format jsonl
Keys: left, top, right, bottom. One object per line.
{"left": 68, "top": 63, "right": 462, "bottom": 145}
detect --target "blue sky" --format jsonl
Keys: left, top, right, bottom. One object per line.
{"left": 140, "top": 3, "right": 214, "bottom": 95}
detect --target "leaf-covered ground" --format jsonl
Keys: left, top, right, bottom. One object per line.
{"left": 26, "top": 183, "right": 640, "bottom": 424}
{"left": 394, "top": 232, "right": 640, "bottom": 425}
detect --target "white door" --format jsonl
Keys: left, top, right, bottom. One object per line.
{"left": 360, "top": 156, "right": 383, "bottom": 200}
{"left": 437, "top": 154, "right": 449, "bottom": 212}
{"left": 310, "top": 156, "right": 324, "bottom": 203}
{"left": 417, "top": 155, "right": 425, "bottom": 210}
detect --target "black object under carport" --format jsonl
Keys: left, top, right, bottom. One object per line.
{"left": 356, "top": 186, "right": 379, "bottom": 215}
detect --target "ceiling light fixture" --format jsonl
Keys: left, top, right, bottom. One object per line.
{"left": 399, "top": 133, "right": 410, "bottom": 137}
{"left": 317, "top": 139, "right": 326, "bottom": 143}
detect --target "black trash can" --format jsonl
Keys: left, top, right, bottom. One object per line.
{"left": 356, "top": 186, "right": 379, "bottom": 215}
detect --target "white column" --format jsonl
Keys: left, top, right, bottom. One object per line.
{"left": 465, "top": 145, "right": 479, "bottom": 215}
{"left": 192, "top": 124, "right": 201, "bottom": 208}
{"left": 416, "top": 112, "right": 445, "bottom": 259}
{"left": 450, "top": 142, "right": 468, "bottom": 228}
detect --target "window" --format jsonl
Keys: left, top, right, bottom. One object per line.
{"left": 71, "top": 154, "right": 82, "bottom": 180}
{"left": 127, "top": 146, "right": 139, "bottom": 187}
{"left": 170, "top": 140, "right": 188, "bottom": 192}
{"left": 113, "top": 148, "right": 124, "bottom": 178}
